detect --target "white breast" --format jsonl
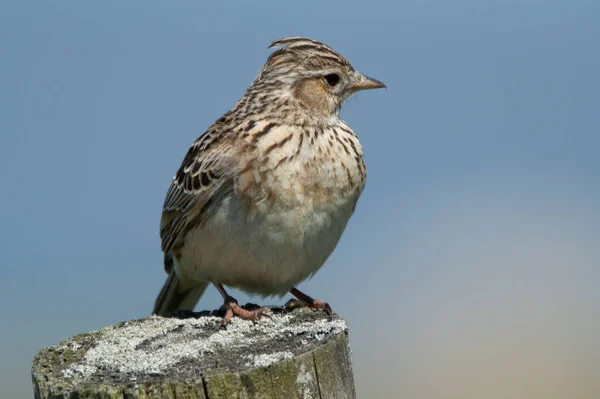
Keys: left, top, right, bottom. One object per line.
{"left": 176, "top": 189, "right": 356, "bottom": 296}
{"left": 176, "top": 121, "right": 365, "bottom": 296}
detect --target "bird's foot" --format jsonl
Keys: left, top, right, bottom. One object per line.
{"left": 219, "top": 296, "right": 272, "bottom": 330}
{"left": 285, "top": 287, "right": 332, "bottom": 314}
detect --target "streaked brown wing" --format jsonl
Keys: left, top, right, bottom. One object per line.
{"left": 160, "top": 126, "right": 235, "bottom": 256}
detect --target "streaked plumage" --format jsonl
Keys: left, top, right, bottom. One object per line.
{"left": 153, "top": 37, "right": 385, "bottom": 324}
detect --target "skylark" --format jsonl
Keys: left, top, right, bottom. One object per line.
{"left": 154, "top": 37, "right": 385, "bottom": 327}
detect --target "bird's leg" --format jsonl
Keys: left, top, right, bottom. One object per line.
{"left": 285, "top": 287, "right": 332, "bottom": 314}
{"left": 215, "top": 283, "right": 271, "bottom": 329}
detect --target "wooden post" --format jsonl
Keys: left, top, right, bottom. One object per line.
{"left": 32, "top": 307, "right": 356, "bottom": 398}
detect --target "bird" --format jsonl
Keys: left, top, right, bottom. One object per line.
{"left": 153, "top": 37, "right": 385, "bottom": 328}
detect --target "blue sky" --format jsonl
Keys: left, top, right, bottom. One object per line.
{"left": 1, "top": 1, "right": 599, "bottom": 397}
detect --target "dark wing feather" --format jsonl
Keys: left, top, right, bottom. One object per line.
{"left": 160, "top": 126, "right": 234, "bottom": 256}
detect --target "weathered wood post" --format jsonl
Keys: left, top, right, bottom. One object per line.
{"left": 32, "top": 307, "right": 356, "bottom": 398}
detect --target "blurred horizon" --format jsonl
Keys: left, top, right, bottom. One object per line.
{"left": 1, "top": 1, "right": 599, "bottom": 398}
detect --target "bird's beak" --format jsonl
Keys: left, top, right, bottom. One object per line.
{"left": 350, "top": 73, "right": 387, "bottom": 92}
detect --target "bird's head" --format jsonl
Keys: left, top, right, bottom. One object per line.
{"left": 250, "top": 37, "right": 386, "bottom": 118}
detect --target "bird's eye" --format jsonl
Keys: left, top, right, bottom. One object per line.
{"left": 324, "top": 73, "right": 340, "bottom": 86}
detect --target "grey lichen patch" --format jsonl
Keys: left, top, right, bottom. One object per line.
{"left": 295, "top": 361, "right": 318, "bottom": 398}
{"left": 33, "top": 307, "right": 348, "bottom": 396}
{"left": 245, "top": 351, "right": 294, "bottom": 368}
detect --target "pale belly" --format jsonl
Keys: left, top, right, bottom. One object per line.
{"left": 175, "top": 191, "right": 357, "bottom": 296}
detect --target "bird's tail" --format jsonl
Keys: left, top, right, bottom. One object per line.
{"left": 153, "top": 270, "right": 208, "bottom": 316}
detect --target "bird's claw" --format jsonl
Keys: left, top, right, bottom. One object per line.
{"left": 284, "top": 298, "right": 332, "bottom": 315}
{"left": 218, "top": 298, "right": 273, "bottom": 330}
